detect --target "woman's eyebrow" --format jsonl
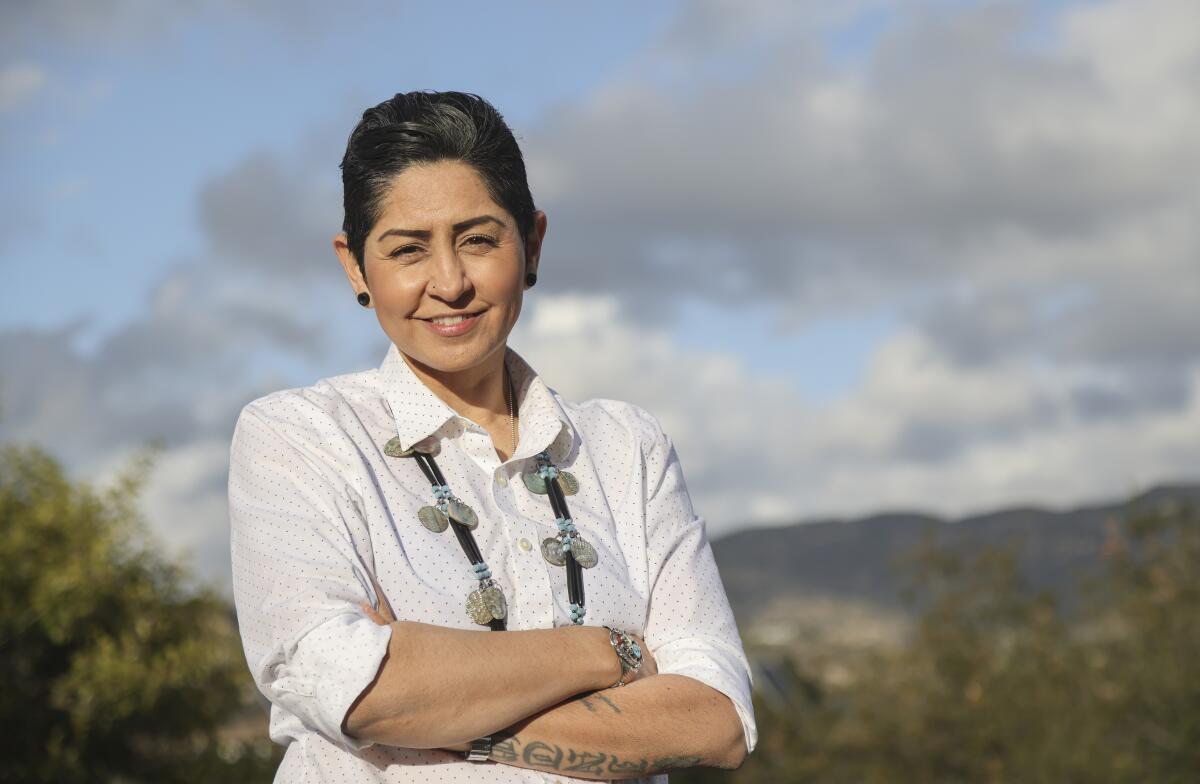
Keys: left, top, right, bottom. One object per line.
{"left": 376, "top": 214, "right": 505, "bottom": 242}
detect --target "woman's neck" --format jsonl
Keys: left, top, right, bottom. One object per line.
{"left": 401, "top": 345, "right": 512, "bottom": 431}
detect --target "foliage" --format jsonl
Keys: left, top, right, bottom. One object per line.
{"left": 0, "top": 441, "right": 281, "bottom": 783}
{"left": 675, "top": 498, "right": 1200, "bottom": 783}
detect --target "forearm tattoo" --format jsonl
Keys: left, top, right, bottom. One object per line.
{"left": 578, "top": 694, "right": 621, "bottom": 715}
{"left": 488, "top": 730, "right": 702, "bottom": 778}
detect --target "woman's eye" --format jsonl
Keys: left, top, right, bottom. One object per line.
{"left": 389, "top": 245, "right": 422, "bottom": 258}
{"left": 388, "top": 237, "right": 494, "bottom": 258}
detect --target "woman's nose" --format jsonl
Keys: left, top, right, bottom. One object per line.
{"left": 428, "top": 245, "right": 472, "bottom": 301}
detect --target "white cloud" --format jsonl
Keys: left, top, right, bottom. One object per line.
{"left": 522, "top": 0, "right": 1200, "bottom": 422}
{"left": 0, "top": 63, "right": 48, "bottom": 110}
{"left": 514, "top": 292, "right": 1200, "bottom": 536}
{"left": 0, "top": 0, "right": 333, "bottom": 54}
{"left": 3, "top": 0, "right": 1199, "bottom": 588}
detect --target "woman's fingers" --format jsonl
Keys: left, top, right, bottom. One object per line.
{"left": 367, "top": 571, "right": 398, "bottom": 623}
{"left": 378, "top": 593, "right": 397, "bottom": 623}
{"left": 361, "top": 603, "right": 389, "bottom": 625}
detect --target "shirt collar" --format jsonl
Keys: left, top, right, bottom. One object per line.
{"left": 377, "top": 342, "right": 577, "bottom": 463}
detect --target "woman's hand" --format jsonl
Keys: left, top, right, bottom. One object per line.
{"left": 361, "top": 572, "right": 398, "bottom": 625}
{"left": 625, "top": 632, "right": 658, "bottom": 682}
{"left": 361, "top": 600, "right": 394, "bottom": 625}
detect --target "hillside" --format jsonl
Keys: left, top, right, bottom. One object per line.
{"left": 711, "top": 481, "right": 1200, "bottom": 645}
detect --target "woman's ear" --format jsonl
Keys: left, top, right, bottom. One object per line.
{"left": 333, "top": 232, "right": 369, "bottom": 297}
{"left": 525, "top": 210, "right": 548, "bottom": 280}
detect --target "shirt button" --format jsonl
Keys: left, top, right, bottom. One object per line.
{"left": 496, "top": 474, "right": 508, "bottom": 487}
{"left": 518, "top": 537, "right": 532, "bottom": 551}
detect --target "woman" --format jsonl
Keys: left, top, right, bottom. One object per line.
{"left": 229, "top": 90, "right": 757, "bottom": 783}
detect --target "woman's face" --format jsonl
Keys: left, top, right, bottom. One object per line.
{"left": 335, "top": 159, "right": 546, "bottom": 378}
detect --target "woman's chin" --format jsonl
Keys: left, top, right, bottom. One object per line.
{"left": 398, "top": 339, "right": 504, "bottom": 377}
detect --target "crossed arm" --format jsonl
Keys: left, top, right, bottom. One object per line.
{"left": 343, "top": 596, "right": 748, "bottom": 778}
{"left": 455, "top": 675, "right": 744, "bottom": 779}
{"left": 231, "top": 402, "right": 753, "bottom": 776}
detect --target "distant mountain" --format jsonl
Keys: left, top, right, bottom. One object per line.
{"left": 711, "top": 482, "right": 1200, "bottom": 627}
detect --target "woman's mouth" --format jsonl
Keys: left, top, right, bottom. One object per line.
{"left": 420, "top": 310, "right": 485, "bottom": 336}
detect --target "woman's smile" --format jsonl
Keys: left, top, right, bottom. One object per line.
{"left": 419, "top": 309, "right": 486, "bottom": 336}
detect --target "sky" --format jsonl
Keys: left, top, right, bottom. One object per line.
{"left": 2, "top": 0, "right": 1198, "bottom": 589}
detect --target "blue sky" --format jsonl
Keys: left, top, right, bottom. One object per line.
{"left": 2, "top": 0, "right": 1198, "bottom": 585}
{"left": 1, "top": 0, "right": 897, "bottom": 403}
{"left": 3, "top": 2, "right": 678, "bottom": 326}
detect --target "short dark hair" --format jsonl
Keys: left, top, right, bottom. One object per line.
{"left": 338, "top": 90, "right": 536, "bottom": 279}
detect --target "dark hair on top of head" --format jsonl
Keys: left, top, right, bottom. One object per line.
{"left": 338, "top": 90, "right": 536, "bottom": 280}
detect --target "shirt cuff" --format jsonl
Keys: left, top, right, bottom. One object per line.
{"left": 263, "top": 611, "right": 394, "bottom": 752}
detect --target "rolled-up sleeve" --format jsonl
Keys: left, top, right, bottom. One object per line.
{"left": 228, "top": 400, "right": 393, "bottom": 752}
{"left": 633, "top": 408, "right": 759, "bottom": 755}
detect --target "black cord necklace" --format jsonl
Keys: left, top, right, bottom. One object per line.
{"left": 382, "top": 368, "right": 597, "bottom": 631}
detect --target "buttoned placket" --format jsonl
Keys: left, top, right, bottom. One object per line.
{"left": 453, "top": 417, "right": 563, "bottom": 630}
{"left": 378, "top": 343, "right": 583, "bottom": 630}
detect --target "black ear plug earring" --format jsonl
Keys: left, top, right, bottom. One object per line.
{"left": 357, "top": 291, "right": 371, "bottom": 307}
{"left": 525, "top": 272, "right": 537, "bottom": 287}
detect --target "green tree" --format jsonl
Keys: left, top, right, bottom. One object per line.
{"left": 674, "top": 496, "right": 1200, "bottom": 784}
{"left": 1079, "top": 499, "right": 1200, "bottom": 780}
{"left": 0, "top": 441, "right": 281, "bottom": 783}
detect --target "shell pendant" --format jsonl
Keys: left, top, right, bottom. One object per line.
{"left": 446, "top": 498, "right": 479, "bottom": 529}
{"left": 521, "top": 470, "right": 580, "bottom": 496}
{"left": 540, "top": 535, "right": 599, "bottom": 568}
{"left": 571, "top": 537, "right": 599, "bottom": 568}
{"left": 384, "top": 436, "right": 440, "bottom": 458}
{"left": 417, "top": 505, "right": 449, "bottom": 533}
{"left": 465, "top": 584, "right": 507, "bottom": 625}
{"left": 540, "top": 537, "right": 566, "bottom": 566}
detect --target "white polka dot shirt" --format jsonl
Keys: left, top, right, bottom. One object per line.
{"left": 228, "top": 342, "right": 757, "bottom": 782}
